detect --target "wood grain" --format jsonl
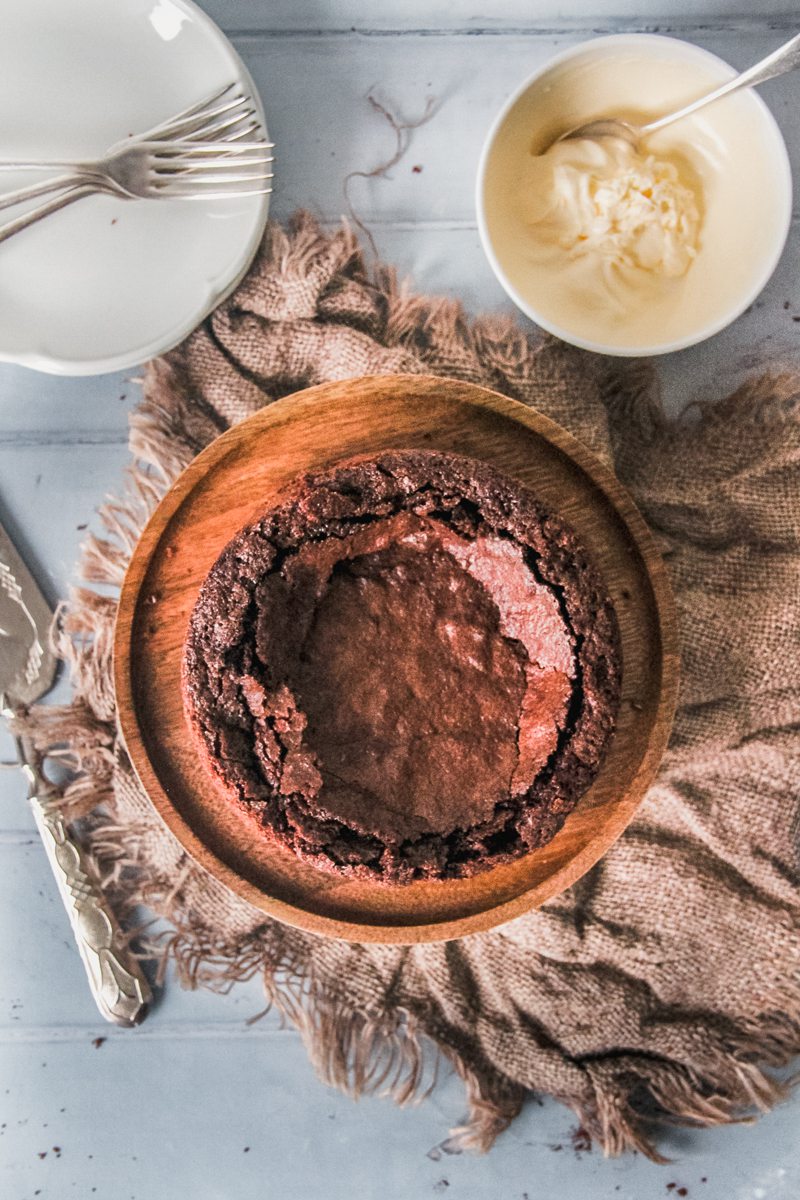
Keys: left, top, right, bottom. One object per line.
{"left": 114, "top": 374, "right": 679, "bottom": 944}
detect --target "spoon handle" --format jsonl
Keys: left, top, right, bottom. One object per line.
{"left": 643, "top": 31, "right": 800, "bottom": 136}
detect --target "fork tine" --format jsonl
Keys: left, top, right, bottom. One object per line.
{"left": 218, "top": 119, "right": 263, "bottom": 142}
{"left": 180, "top": 113, "right": 255, "bottom": 143}
{"left": 160, "top": 89, "right": 246, "bottom": 125}
{"left": 150, "top": 142, "right": 273, "bottom": 156}
{"left": 159, "top": 185, "right": 273, "bottom": 200}
{"left": 155, "top": 171, "right": 274, "bottom": 187}
{"left": 203, "top": 120, "right": 264, "bottom": 147}
{"left": 188, "top": 188, "right": 272, "bottom": 199}
{"left": 154, "top": 160, "right": 274, "bottom": 177}
{"left": 159, "top": 100, "right": 250, "bottom": 142}
{"left": 151, "top": 93, "right": 252, "bottom": 142}
{"left": 150, "top": 151, "right": 272, "bottom": 167}
{"left": 179, "top": 108, "right": 262, "bottom": 143}
{"left": 178, "top": 109, "right": 265, "bottom": 145}
{"left": 141, "top": 83, "right": 237, "bottom": 140}
{"left": 155, "top": 181, "right": 275, "bottom": 195}
{"left": 165, "top": 162, "right": 275, "bottom": 175}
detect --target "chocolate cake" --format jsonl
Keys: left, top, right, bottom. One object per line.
{"left": 183, "top": 450, "right": 622, "bottom": 883}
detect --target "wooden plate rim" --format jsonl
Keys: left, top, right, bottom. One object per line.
{"left": 114, "top": 373, "right": 679, "bottom": 943}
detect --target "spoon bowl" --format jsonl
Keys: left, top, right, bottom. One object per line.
{"left": 559, "top": 118, "right": 640, "bottom": 149}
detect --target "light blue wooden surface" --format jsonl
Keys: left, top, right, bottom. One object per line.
{"left": 1, "top": 4, "right": 798, "bottom": 1198}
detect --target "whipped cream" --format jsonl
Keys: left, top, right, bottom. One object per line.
{"left": 521, "top": 137, "right": 700, "bottom": 279}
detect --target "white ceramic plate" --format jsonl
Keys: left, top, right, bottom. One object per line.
{"left": 0, "top": 0, "right": 270, "bottom": 376}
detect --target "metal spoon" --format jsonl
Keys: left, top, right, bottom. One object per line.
{"left": 0, "top": 517, "right": 150, "bottom": 1026}
{"left": 555, "top": 31, "right": 800, "bottom": 150}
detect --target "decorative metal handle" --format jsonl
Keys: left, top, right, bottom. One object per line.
{"left": 0, "top": 184, "right": 97, "bottom": 247}
{"left": 0, "top": 173, "right": 103, "bottom": 215}
{"left": 644, "top": 31, "right": 800, "bottom": 136}
{"left": 15, "top": 728, "right": 152, "bottom": 1026}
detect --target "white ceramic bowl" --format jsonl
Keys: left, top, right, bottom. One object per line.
{"left": 0, "top": 0, "right": 270, "bottom": 376}
{"left": 476, "top": 35, "right": 793, "bottom": 357}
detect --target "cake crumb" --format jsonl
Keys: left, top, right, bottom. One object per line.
{"left": 92, "top": 1037, "right": 106, "bottom": 1049}
{"left": 570, "top": 1125, "right": 592, "bottom": 1154}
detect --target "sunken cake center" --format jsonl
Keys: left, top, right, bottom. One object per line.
{"left": 273, "top": 513, "right": 575, "bottom": 842}
{"left": 184, "top": 449, "right": 623, "bottom": 883}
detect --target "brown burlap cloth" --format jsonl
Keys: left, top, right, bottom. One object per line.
{"left": 24, "top": 213, "right": 800, "bottom": 1157}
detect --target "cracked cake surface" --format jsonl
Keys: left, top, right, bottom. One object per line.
{"left": 182, "top": 449, "right": 622, "bottom": 883}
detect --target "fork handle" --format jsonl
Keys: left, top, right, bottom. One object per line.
{"left": 15, "top": 728, "right": 152, "bottom": 1027}
{"left": 0, "top": 159, "right": 86, "bottom": 171}
{"left": 0, "top": 183, "right": 97, "bottom": 246}
{"left": 0, "top": 173, "right": 102, "bottom": 214}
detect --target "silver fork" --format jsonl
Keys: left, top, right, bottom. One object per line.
{"left": 0, "top": 148, "right": 273, "bottom": 246}
{"left": 0, "top": 91, "right": 272, "bottom": 245}
{"left": 0, "top": 139, "right": 273, "bottom": 211}
{"left": 140, "top": 85, "right": 265, "bottom": 145}
{"left": 0, "top": 86, "right": 269, "bottom": 210}
{"left": 0, "top": 82, "right": 259, "bottom": 169}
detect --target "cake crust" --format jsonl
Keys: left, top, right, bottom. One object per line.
{"left": 183, "top": 449, "right": 622, "bottom": 883}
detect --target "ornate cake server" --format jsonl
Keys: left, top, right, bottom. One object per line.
{"left": 0, "top": 517, "right": 151, "bottom": 1026}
